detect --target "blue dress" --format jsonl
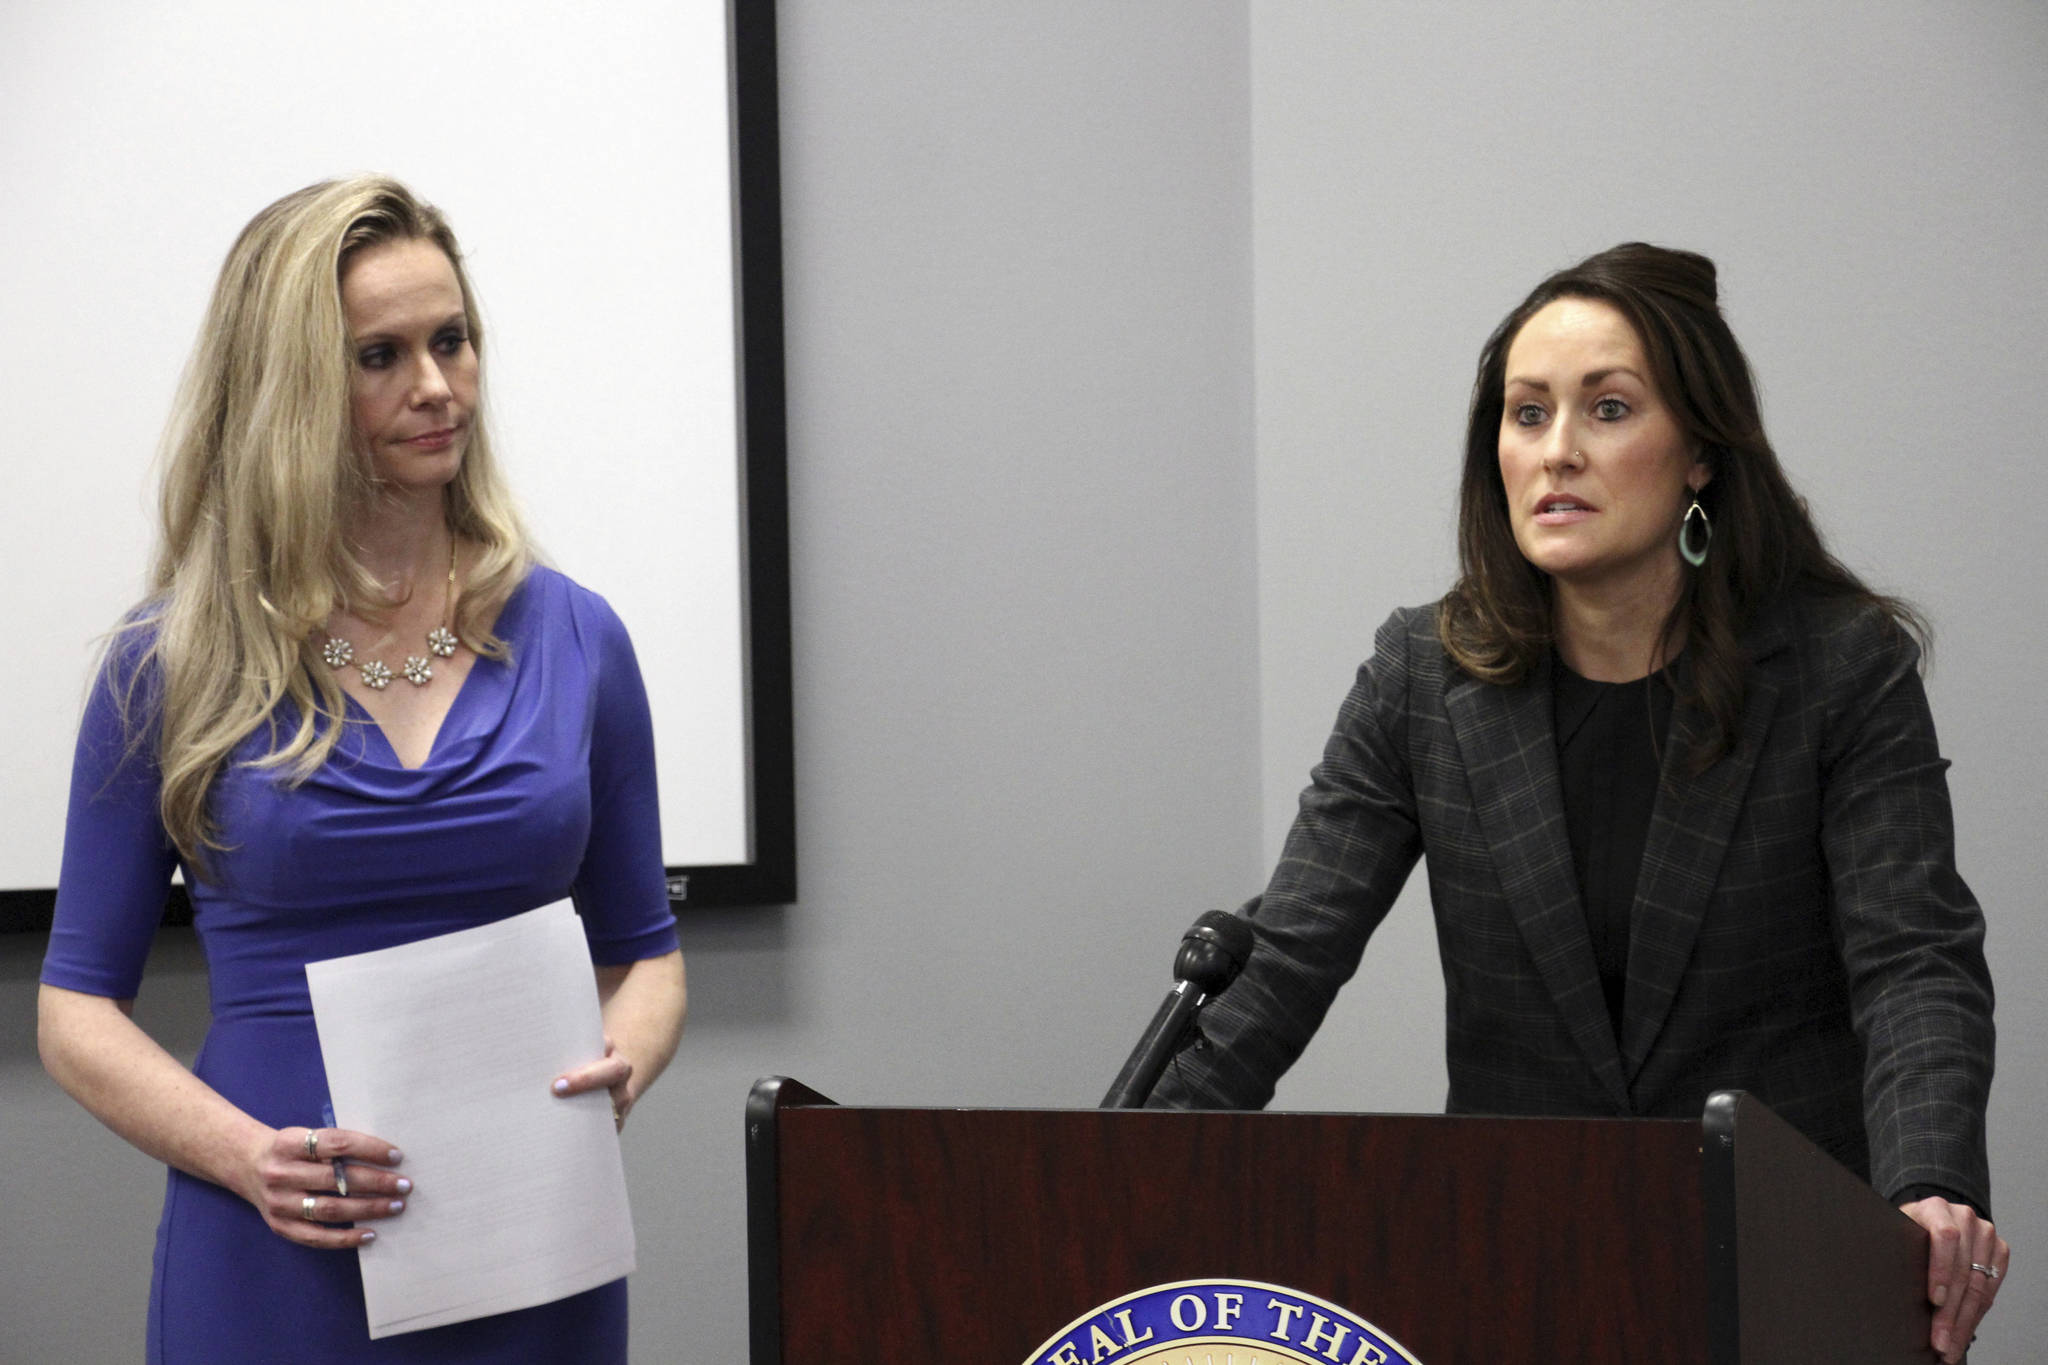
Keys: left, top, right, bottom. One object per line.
{"left": 41, "top": 566, "right": 680, "bottom": 1364}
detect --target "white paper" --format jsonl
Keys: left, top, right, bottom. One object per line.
{"left": 306, "top": 900, "right": 635, "bottom": 1339}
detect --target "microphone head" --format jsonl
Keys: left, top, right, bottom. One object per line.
{"left": 1173, "top": 910, "right": 1256, "bottom": 995}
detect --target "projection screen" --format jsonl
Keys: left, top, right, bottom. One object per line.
{"left": 0, "top": 0, "right": 793, "bottom": 930}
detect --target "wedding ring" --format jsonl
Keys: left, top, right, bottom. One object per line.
{"left": 1971, "top": 1262, "right": 2001, "bottom": 1281}
{"left": 302, "top": 1194, "right": 319, "bottom": 1221}
{"left": 303, "top": 1128, "right": 321, "bottom": 1159}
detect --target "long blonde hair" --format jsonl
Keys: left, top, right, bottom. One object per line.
{"left": 132, "top": 175, "right": 531, "bottom": 873}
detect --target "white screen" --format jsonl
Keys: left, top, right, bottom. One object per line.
{"left": 0, "top": 0, "right": 753, "bottom": 893}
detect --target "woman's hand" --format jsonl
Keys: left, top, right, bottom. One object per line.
{"left": 40, "top": 986, "right": 415, "bottom": 1253}
{"left": 235, "top": 1126, "right": 411, "bottom": 1250}
{"left": 552, "top": 1036, "right": 635, "bottom": 1130}
{"left": 1900, "top": 1196, "right": 2009, "bottom": 1363}
{"left": 551, "top": 950, "right": 687, "bottom": 1132}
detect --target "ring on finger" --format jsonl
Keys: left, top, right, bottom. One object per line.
{"left": 302, "top": 1194, "right": 320, "bottom": 1221}
{"left": 1970, "top": 1262, "right": 2001, "bottom": 1281}
{"left": 302, "top": 1128, "right": 321, "bottom": 1159}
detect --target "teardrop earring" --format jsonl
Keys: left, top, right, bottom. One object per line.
{"left": 1679, "top": 490, "right": 1712, "bottom": 568}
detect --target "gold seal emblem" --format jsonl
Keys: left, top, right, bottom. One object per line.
{"left": 1118, "top": 1342, "right": 1347, "bottom": 1365}
{"left": 1024, "top": 1279, "right": 1423, "bottom": 1365}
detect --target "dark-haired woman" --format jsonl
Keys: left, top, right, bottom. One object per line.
{"left": 1149, "top": 244, "right": 2005, "bottom": 1363}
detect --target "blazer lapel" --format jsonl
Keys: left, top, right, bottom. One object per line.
{"left": 1618, "top": 620, "right": 1789, "bottom": 1082}
{"left": 1446, "top": 655, "right": 1630, "bottom": 1109}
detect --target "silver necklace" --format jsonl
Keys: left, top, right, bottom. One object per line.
{"left": 319, "top": 545, "right": 460, "bottom": 691}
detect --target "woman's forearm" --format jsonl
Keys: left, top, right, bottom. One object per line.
{"left": 37, "top": 983, "right": 272, "bottom": 1198}
{"left": 594, "top": 949, "right": 687, "bottom": 1108}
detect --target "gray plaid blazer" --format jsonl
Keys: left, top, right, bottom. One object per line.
{"left": 1152, "top": 593, "right": 1994, "bottom": 1211}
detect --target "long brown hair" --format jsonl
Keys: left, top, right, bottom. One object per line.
{"left": 1439, "top": 242, "right": 1921, "bottom": 768}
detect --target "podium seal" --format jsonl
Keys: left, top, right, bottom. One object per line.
{"left": 1025, "top": 1278, "right": 1423, "bottom": 1365}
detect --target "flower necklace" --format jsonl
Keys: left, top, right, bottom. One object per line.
{"left": 318, "top": 544, "right": 460, "bottom": 691}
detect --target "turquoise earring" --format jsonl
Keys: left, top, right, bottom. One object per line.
{"left": 1679, "top": 489, "right": 1712, "bottom": 568}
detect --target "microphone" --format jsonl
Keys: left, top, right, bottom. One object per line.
{"left": 1100, "top": 910, "right": 1256, "bottom": 1109}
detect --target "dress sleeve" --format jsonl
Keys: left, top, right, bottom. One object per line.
{"left": 40, "top": 637, "right": 179, "bottom": 999}
{"left": 1148, "top": 608, "right": 1427, "bottom": 1109}
{"left": 1818, "top": 609, "right": 1995, "bottom": 1213}
{"left": 570, "top": 595, "right": 680, "bottom": 966}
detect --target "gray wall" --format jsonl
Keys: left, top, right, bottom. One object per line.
{"left": 6, "top": 2, "right": 2043, "bottom": 1360}
{"left": 0, "top": 2, "right": 1259, "bottom": 1360}
{"left": 1250, "top": 5, "right": 2048, "bottom": 1359}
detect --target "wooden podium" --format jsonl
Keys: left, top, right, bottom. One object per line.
{"left": 745, "top": 1079, "right": 1935, "bottom": 1364}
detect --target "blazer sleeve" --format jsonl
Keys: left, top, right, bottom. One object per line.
{"left": 1148, "top": 608, "right": 1428, "bottom": 1109}
{"left": 1814, "top": 608, "right": 1995, "bottom": 1211}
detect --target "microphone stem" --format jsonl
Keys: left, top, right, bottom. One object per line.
{"left": 1100, "top": 980, "right": 1205, "bottom": 1109}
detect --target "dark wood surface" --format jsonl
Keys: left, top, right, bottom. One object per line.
{"left": 770, "top": 1105, "right": 1708, "bottom": 1364}
{"left": 1724, "top": 1094, "right": 1934, "bottom": 1364}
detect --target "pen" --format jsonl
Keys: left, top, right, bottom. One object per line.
{"left": 320, "top": 1102, "right": 349, "bottom": 1197}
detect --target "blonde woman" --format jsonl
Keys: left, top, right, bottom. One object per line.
{"left": 38, "top": 177, "right": 686, "bottom": 1363}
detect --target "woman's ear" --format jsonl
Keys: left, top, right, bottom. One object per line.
{"left": 1689, "top": 449, "right": 1714, "bottom": 493}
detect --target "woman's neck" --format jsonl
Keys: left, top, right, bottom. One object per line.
{"left": 346, "top": 488, "right": 453, "bottom": 605}
{"left": 1551, "top": 568, "right": 1685, "bottom": 683}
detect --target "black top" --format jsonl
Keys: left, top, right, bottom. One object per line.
{"left": 1552, "top": 655, "right": 1674, "bottom": 1039}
